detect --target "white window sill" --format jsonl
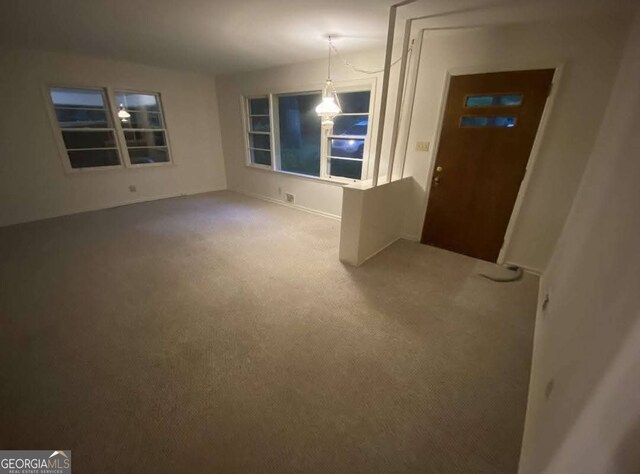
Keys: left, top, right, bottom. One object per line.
{"left": 245, "top": 164, "right": 359, "bottom": 186}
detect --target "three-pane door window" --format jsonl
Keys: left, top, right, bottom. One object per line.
{"left": 48, "top": 86, "right": 172, "bottom": 171}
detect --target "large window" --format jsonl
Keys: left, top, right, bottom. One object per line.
{"left": 48, "top": 86, "right": 172, "bottom": 171}
{"left": 243, "top": 86, "right": 372, "bottom": 182}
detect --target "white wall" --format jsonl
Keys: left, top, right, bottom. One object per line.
{"left": 339, "top": 177, "right": 413, "bottom": 266}
{"left": 215, "top": 48, "right": 409, "bottom": 219}
{"left": 0, "top": 48, "right": 226, "bottom": 227}
{"left": 519, "top": 10, "right": 640, "bottom": 473}
{"left": 401, "top": 16, "right": 631, "bottom": 272}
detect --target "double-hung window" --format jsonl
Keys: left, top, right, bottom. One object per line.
{"left": 327, "top": 91, "right": 371, "bottom": 180}
{"left": 48, "top": 86, "right": 172, "bottom": 171}
{"left": 245, "top": 97, "right": 273, "bottom": 167}
{"left": 115, "top": 91, "right": 170, "bottom": 165}
{"left": 50, "top": 87, "right": 122, "bottom": 169}
{"left": 243, "top": 85, "right": 372, "bottom": 182}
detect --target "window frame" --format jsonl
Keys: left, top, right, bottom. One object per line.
{"left": 44, "top": 83, "right": 174, "bottom": 173}
{"left": 113, "top": 88, "right": 174, "bottom": 169}
{"left": 241, "top": 95, "right": 274, "bottom": 171}
{"left": 241, "top": 78, "right": 375, "bottom": 184}
{"left": 325, "top": 86, "right": 374, "bottom": 182}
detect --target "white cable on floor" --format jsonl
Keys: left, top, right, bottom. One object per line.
{"left": 478, "top": 265, "right": 524, "bottom": 282}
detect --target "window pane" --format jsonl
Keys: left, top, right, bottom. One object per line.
{"left": 251, "top": 148, "right": 271, "bottom": 166}
{"left": 68, "top": 149, "right": 120, "bottom": 168}
{"left": 249, "top": 98, "right": 269, "bottom": 115}
{"left": 55, "top": 108, "right": 108, "bottom": 128}
{"left": 465, "top": 94, "right": 523, "bottom": 107}
{"left": 115, "top": 92, "right": 159, "bottom": 111}
{"left": 122, "top": 111, "right": 163, "bottom": 129}
{"left": 499, "top": 95, "right": 523, "bottom": 106}
{"left": 116, "top": 92, "right": 163, "bottom": 129}
{"left": 51, "top": 88, "right": 105, "bottom": 108}
{"left": 124, "top": 131, "right": 166, "bottom": 147}
{"left": 337, "top": 91, "right": 371, "bottom": 113}
{"left": 330, "top": 158, "right": 362, "bottom": 180}
{"left": 460, "top": 116, "right": 517, "bottom": 128}
{"left": 330, "top": 138, "right": 365, "bottom": 159}
{"left": 332, "top": 115, "right": 368, "bottom": 136}
{"left": 62, "top": 131, "right": 117, "bottom": 149}
{"left": 250, "top": 116, "right": 270, "bottom": 132}
{"left": 249, "top": 133, "right": 271, "bottom": 150}
{"left": 128, "top": 147, "right": 170, "bottom": 164}
{"left": 278, "top": 93, "right": 321, "bottom": 177}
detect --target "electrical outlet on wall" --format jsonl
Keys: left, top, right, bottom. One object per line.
{"left": 416, "top": 141, "right": 430, "bottom": 152}
{"left": 285, "top": 193, "right": 295, "bottom": 204}
{"left": 129, "top": 185, "right": 137, "bottom": 193}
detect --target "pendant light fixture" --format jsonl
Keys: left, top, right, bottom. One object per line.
{"left": 117, "top": 104, "right": 131, "bottom": 122}
{"left": 315, "top": 36, "right": 341, "bottom": 129}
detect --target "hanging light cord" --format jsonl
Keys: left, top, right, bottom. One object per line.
{"left": 328, "top": 37, "right": 413, "bottom": 75}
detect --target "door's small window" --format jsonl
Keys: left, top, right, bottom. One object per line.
{"left": 465, "top": 94, "right": 523, "bottom": 107}
{"left": 460, "top": 116, "right": 517, "bottom": 128}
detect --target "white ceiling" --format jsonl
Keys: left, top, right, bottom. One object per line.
{"left": 0, "top": 0, "right": 636, "bottom": 75}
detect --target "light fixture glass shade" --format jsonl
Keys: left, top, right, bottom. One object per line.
{"left": 316, "top": 80, "right": 342, "bottom": 129}
{"left": 315, "top": 96, "right": 341, "bottom": 115}
{"left": 117, "top": 104, "right": 131, "bottom": 120}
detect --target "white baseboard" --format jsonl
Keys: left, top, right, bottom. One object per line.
{"left": 233, "top": 189, "right": 341, "bottom": 221}
{"left": 400, "top": 233, "right": 421, "bottom": 242}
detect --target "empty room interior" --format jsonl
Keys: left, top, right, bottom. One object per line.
{"left": 1, "top": 0, "right": 639, "bottom": 472}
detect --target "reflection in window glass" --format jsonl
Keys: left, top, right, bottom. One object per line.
{"left": 116, "top": 92, "right": 164, "bottom": 128}
{"left": 124, "top": 131, "right": 166, "bottom": 148}
{"left": 116, "top": 91, "right": 171, "bottom": 165}
{"left": 278, "top": 93, "right": 322, "bottom": 177}
{"left": 460, "top": 116, "right": 517, "bottom": 128}
{"left": 330, "top": 159, "right": 362, "bottom": 180}
{"left": 332, "top": 115, "right": 368, "bottom": 136}
{"left": 68, "top": 149, "right": 120, "bottom": 168}
{"left": 250, "top": 116, "right": 270, "bottom": 132}
{"left": 337, "top": 91, "right": 371, "bottom": 113}
{"left": 49, "top": 87, "right": 121, "bottom": 169}
{"left": 62, "top": 131, "right": 116, "bottom": 149}
{"left": 251, "top": 149, "right": 272, "bottom": 166}
{"left": 128, "top": 148, "right": 170, "bottom": 165}
{"left": 465, "top": 94, "right": 523, "bottom": 107}
{"left": 249, "top": 98, "right": 269, "bottom": 116}
{"left": 249, "top": 133, "right": 271, "bottom": 150}
{"left": 330, "top": 138, "right": 365, "bottom": 159}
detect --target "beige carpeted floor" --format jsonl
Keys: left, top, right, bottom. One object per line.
{"left": 0, "top": 191, "right": 538, "bottom": 473}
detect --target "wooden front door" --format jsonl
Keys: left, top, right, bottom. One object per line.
{"left": 421, "top": 69, "right": 554, "bottom": 262}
